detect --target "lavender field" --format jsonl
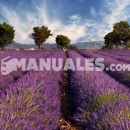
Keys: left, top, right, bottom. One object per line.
{"left": 0, "top": 50, "right": 130, "bottom": 130}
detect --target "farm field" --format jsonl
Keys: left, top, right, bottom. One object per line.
{"left": 0, "top": 50, "right": 130, "bottom": 130}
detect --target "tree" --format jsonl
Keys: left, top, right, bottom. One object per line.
{"left": 0, "top": 22, "right": 15, "bottom": 49}
{"left": 114, "top": 21, "right": 130, "bottom": 48}
{"left": 63, "top": 44, "right": 78, "bottom": 50}
{"left": 63, "top": 44, "right": 70, "bottom": 50}
{"left": 69, "top": 45, "right": 78, "bottom": 50}
{"left": 104, "top": 32, "right": 119, "bottom": 49}
{"left": 103, "top": 21, "right": 130, "bottom": 49}
{"left": 56, "top": 35, "right": 71, "bottom": 49}
{"left": 30, "top": 26, "right": 52, "bottom": 49}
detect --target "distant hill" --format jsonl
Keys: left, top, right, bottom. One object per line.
{"left": 6, "top": 41, "right": 104, "bottom": 49}
{"left": 7, "top": 42, "right": 56, "bottom": 49}
{"left": 74, "top": 41, "right": 104, "bottom": 49}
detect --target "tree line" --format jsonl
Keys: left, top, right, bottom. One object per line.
{"left": 103, "top": 21, "right": 130, "bottom": 49}
{"left": 0, "top": 21, "right": 130, "bottom": 50}
{"left": 0, "top": 22, "right": 77, "bottom": 50}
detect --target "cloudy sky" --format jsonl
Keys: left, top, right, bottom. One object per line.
{"left": 0, "top": 0, "right": 130, "bottom": 44}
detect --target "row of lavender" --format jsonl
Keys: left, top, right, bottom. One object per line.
{"left": 0, "top": 50, "right": 59, "bottom": 90}
{"left": 95, "top": 50, "right": 130, "bottom": 63}
{"left": 0, "top": 50, "right": 65, "bottom": 129}
{"left": 77, "top": 50, "right": 130, "bottom": 87}
{"left": 98, "top": 49, "right": 130, "bottom": 57}
{"left": 67, "top": 50, "right": 130, "bottom": 129}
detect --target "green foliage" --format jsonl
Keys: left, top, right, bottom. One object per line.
{"left": 56, "top": 35, "right": 71, "bottom": 49}
{"left": 0, "top": 22, "right": 15, "bottom": 49}
{"left": 30, "top": 26, "right": 52, "bottom": 49}
{"left": 104, "top": 32, "right": 118, "bottom": 49}
{"left": 69, "top": 45, "right": 78, "bottom": 50}
{"left": 80, "top": 93, "right": 127, "bottom": 121}
{"left": 87, "top": 93, "right": 124, "bottom": 112}
{"left": 63, "top": 45, "right": 78, "bottom": 50}
{"left": 103, "top": 21, "right": 130, "bottom": 49}
{"left": 63, "top": 44, "right": 70, "bottom": 50}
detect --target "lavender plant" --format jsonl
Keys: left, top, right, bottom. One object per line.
{"left": 0, "top": 50, "right": 65, "bottom": 90}
{"left": 0, "top": 70, "right": 62, "bottom": 129}
{"left": 67, "top": 50, "right": 130, "bottom": 129}
{"left": 77, "top": 50, "right": 130, "bottom": 87}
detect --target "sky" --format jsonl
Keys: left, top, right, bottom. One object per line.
{"left": 0, "top": 0, "right": 130, "bottom": 44}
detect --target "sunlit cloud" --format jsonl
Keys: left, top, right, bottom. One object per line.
{"left": 0, "top": 0, "right": 130, "bottom": 44}
{"left": 0, "top": 4, "right": 88, "bottom": 44}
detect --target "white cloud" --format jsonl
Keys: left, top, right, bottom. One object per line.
{"left": 90, "top": 8, "right": 97, "bottom": 17}
{"left": 104, "top": 0, "right": 130, "bottom": 28}
{"left": 83, "top": 0, "right": 130, "bottom": 42}
{"left": 0, "top": 0, "right": 130, "bottom": 44}
{"left": 0, "top": 4, "right": 88, "bottom": 44}
{"left": 69, "top": 15, "right": 81, "bottom": 24}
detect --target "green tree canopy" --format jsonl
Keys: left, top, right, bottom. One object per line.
{"left": 30, "top": 26, "right": 52, "bottom": 49}
{"left": 56, "top": 35, "right": 71, "bottom": 49}
{"left": 69, "top": 45, "right": 78, "bottom": 50}
{"left": 0, "top": 22, "right": 15, "bottom": 49}
{"left": 63, "top": 44, "right": 78, "bottom": 50}
{"left": 104, "top": 32, "right": 118, "bottom": 49}
{"left": 103, "top": 21, "right": 130, "bottom": 49}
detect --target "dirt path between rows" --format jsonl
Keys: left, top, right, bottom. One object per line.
{"left": 60, "top": 56, "right": 81, "bottom": 130}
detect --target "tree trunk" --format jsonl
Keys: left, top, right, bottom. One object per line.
{"left": 39, "top": 46, "right": 41, "bottom": 50}
{"left": 1, "top": 46, "right": 4, "bottom": 50}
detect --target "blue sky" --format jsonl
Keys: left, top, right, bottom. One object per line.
{"left": 0, "top": 0, "right": 130, "bottom": 44}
